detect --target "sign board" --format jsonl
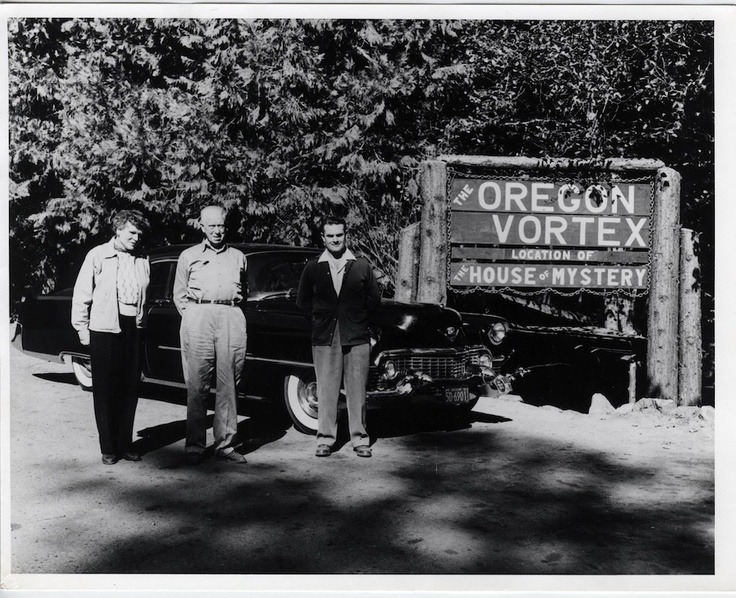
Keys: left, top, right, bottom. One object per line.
{"left": 448, "top": 176, "right": 651, "bottom": 291}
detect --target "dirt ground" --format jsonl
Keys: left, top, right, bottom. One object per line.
{"left": 4, "top": 344, "right": 715, "bottom": 582}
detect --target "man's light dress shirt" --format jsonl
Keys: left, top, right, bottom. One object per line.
{"left": 173, "top": 241, "right": 247, "bottom": 314}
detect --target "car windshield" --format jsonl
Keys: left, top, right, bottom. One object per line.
{"left": 247, "top": 252, "right": 315, "bottom": 296}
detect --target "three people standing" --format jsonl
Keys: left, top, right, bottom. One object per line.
{"left": 72, "top": 210, "right": 150, "bottom": 465}
{"left": 72, "top": 207, "right": 378, "bottom": 464}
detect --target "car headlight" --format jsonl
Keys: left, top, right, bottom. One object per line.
{"left": 445, "top": 326, "right": 458, "bottom": 341}
{"left": 487, "top": 322, "right": 507, "bottom": 345}
{"left": 478, "top": 353, "right": 493, "bottom": 369}
{"left": 381, "top": 360, "right": 398, "bottom": 381}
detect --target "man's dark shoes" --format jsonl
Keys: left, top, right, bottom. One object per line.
{"left": 216, "top": 450, "right": 247, "bottom": 464}
{"left": 354, "top": 445, "right": 372, "bottom": 458}
{"left": 121, "top": 451, "right": 142, "bottom": 462}
{"left": 185, "top": 452, "right": 204, "bottom": 465}
{"left": 315, "top": 444, "right": 331, "bottom": 457}
{"left": 101, "top": 453, "right": 118, "bottom": 465}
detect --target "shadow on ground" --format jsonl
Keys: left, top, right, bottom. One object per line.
{"left": 29, "top": 413, "right": 714, "bottom": 576}
{"left": 33, "top": 372, "right": 510, "bottom": 455}
{"left": 33, "top": 372, "right": 79, "bottom": 386}
{"left": 24, "top": 366, "right": 714, "bottom": 576}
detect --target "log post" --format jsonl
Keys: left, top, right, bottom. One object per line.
{"left": 627, "top": 357, "right": 637, "bottom": 404}
{"left": 438, "top": 155, "right": 665, "bottom": 172}
{"left": 416, "top": 160, "right": 448, "bottom": 304}
{"left": 395, "top": 222, "right": 421, "bottom": 303}
{"left": 646, "top": 167, "right": 681, "bottom": 401}
{"left": 678, "top": 228, "right": 702, "bottom": 406}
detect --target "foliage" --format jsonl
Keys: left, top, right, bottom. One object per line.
{"left": 9, "top": 19, "right": 714, "bottom": 316}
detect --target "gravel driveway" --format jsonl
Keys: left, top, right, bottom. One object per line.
{"left": 4, "top": 344, "right": 715, "bottom": 586}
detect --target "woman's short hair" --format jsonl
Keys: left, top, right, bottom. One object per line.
{"left": 111, "top": 209, "right": 149, "bottom": 234}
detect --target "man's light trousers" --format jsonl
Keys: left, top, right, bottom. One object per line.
{"left": 312, "top": 322, "right": 370, "bottom": 448}
{"left": 180, "top": 304, "right": 246, "bottom": 455}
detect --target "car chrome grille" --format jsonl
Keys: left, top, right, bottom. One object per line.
{"left": 370, "top": 347, "right": 490, "bottom": 385}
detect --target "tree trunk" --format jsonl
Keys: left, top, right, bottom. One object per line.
{"left": 438, "top": 155, "right": 665, "bottom": 172}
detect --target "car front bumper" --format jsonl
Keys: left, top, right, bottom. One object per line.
{"left": 364, "top": 371, "right": 515, "bottom": 409}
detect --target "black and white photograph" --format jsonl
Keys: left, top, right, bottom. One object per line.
{"left": 1, "top": 3, "right": 734, "bottom": 595}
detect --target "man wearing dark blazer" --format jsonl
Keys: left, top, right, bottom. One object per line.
{"left": 296, "top": 216, "right": 381, "bottom": 458}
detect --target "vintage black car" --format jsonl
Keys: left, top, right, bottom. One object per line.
{"left": 462, "top": 311, "right": 647, "bottom": 410}
{"left": 16, "top": 244, "right": 515, "bottom": 434}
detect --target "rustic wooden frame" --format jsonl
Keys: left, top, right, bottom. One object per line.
{"left": 396, "top": 156, "right": 701, "bottom": 405}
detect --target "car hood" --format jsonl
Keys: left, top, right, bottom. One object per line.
{"left": 371, "top": 299, "right": 468, "bottom": 350}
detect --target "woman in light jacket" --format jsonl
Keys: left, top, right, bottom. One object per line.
{"left": 72, "top": 210, "right": 150, "bottom": 465}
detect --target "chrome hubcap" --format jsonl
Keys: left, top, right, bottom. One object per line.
{"left": 298, "top": 381, "right": 319, "bottom": 418}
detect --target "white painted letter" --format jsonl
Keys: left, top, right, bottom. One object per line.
{"left": 624, "top": 218, "right": 647, "bottom": 248}
{"left": 597, "top": 217, "right": 621, "bottom": 247}
{"left": 544, "top": 216, "right": 568, "bottom": 245}
{"left": 580, "top": 268, "right": 591, "bottom": 286}
{"left": 584, "top": 185, "right": 609, "bottom": 214}
{"left": 558, "top": 184, "right": 581, "bottom": 213}
{"left": 505, "top": 182, "right": 528, "bottom": 212}
{"left": 611, "top": 185, "right": 635, "bottom": 215}
{"left": 478, "top": 182, "right": 502, "bottom": 211}
{"left": 531, "top": 182, "right": 554, "bottom": 213}
{"left": 572, "top": 216, "right": 595, "bottom": 244}
{"left": 518, "top": 216, "right": 541, "bottom": 244}
{"left": 492, "top": 215, "right": 514, "bottom": 243}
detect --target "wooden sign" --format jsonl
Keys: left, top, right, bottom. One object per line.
{"left": 406, "top": 158, "right": 682, "bottom": 404}
{"left": 448, "top": 176, "right": 652, "bottom": 290}
{"left": 450, "top": 263, "right": 648, "bottom": 289}
{"left": 450, "top": 178, "right": 650, "bottom": 215}
{"left": 451, "top": 246, "right": 649, "bottom": 264}
{"left": 451, "top": 212, "right": 650, "bottom": 249}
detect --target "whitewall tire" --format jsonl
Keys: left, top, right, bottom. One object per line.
{"left": 71, "top": 357, "right": 93, "bottom": 391}
{"left": 284, "top": 371, "right": 319, "bottom": 435}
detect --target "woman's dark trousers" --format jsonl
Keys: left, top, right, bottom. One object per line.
{"left": 89, "top": 315, "right": 141, "bottom": 455}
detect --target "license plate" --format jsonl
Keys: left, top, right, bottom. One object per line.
{"left": 444, "top": 387, "right": 470, "bottom": 403}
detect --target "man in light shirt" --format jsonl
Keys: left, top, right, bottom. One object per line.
{"left": 174, "top": 206, "right": 248, "bottom": 464}
{"left": 296, "top": 216, "right": 381, "bottom": 458}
